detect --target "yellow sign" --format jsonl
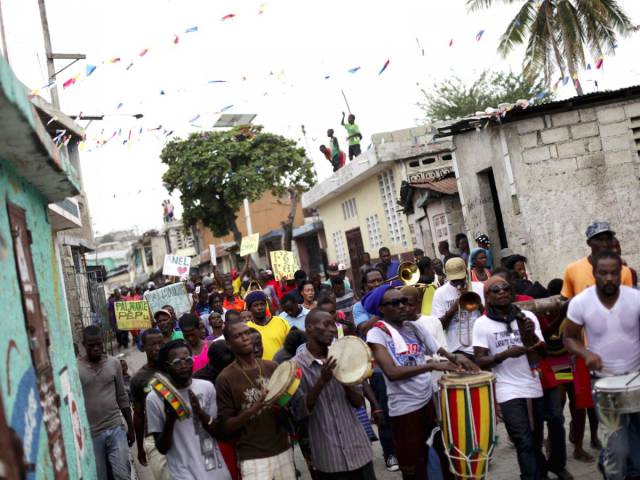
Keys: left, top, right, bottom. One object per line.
{"left": 239, "top": 233, "right": 260, "bottom": 257}
{"left": 270, "top": 250, "right": 300, "bottom": 281}
{"left": 115, "top": 301, "right": 152, "bottom": 330}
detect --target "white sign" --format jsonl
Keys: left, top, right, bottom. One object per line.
{"left": 407, "top": 166, "right": 454, "bottom": 185}
{"left": 144, "top": 282, "right": 192, "bottom": 316}
{"left": 163, "top": 254, "right": 192, "bottom": 277}
{"left": 209, "top": 244, "right": 217, "bottom": 266}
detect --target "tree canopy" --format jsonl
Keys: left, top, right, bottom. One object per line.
{"left": 161, "top": 125, "right": 316, "bottom": 247}
{"left": 418, "top": 70, "right": 550, "bottom": 122}
{"left": 467, "top": 0, "right": 634, "bottom": 94}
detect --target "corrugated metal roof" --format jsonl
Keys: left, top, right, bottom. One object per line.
{"left": 411, "top": 177, "right": 458, "bottom": 195}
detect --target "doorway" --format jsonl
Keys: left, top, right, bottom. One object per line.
{"left": 345, "top": 228, "right": 366, "bottom": 293}
{"left": 477, "top": 168, "right": 508, "bottom": 249}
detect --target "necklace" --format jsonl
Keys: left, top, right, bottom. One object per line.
{"left": 234, "top": 359, "right": 263, "bottom": 388}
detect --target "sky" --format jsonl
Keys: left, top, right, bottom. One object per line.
{"left": 4, "top": 0, "right": 640, "bottom": 236}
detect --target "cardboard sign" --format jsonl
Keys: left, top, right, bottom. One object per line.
{"left": 115, "top": 301, "right": 152, "bottom": 330}
{"left": 163, "top": 254, "right": 192, "bottom": 276}
{"left": 239, "top": 233, "right": 260, "bottom": 257}
{"left": 144, "top": 282, "right": 192, "bottom": 316}
{"left": 209, "top": 244, "right": 217, "bottom": 266}
{"left": 270, "top": 250, "right": 300, "bottom": 281}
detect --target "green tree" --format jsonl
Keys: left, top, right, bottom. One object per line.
{"left": 161, "top": 125, "right": 315, "bottom": 251}
{"left": 418, "top": 70, "right": 550, "bottom": 122}
{"left": 467, "top": 0, "right": 634, "bottom": 95}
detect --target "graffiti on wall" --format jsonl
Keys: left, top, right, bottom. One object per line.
{"left": 10, "top": 367, "right": 42, "bottom": 478}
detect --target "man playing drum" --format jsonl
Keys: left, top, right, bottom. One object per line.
{"left": 364, "top": 285, "right": 477, "bottom": 480}
{"left": 472, "top": 276, "right": 548, "bottom": 480}
{"left": 291, "top": 308, "right": 376, "bottom": 479}
{"left": 564, "top": 250, "right": 640, "bottom": 480}
{"left": 216, "top": 321, "right": 296, "bottom": 480}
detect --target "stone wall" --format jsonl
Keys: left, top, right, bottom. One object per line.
{"left": 454, "top": 97, "right": 640, "bottom": 283}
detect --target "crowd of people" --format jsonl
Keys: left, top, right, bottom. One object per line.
{"left": 80, "top": 220, "right": 640, "bottom": 480}
{"left": 320, "top": 112, "right": 363, "bottom": 172}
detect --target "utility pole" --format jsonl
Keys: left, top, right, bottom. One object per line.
{"left": 38, "top": 0, "right": 59, "bottom": 107}
{"left": 0, "top": 0, "right": 9, "bottom": 63}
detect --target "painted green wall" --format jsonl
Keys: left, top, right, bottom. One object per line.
{"left": 0, "top": 157, "right": 96, "bottom": 479}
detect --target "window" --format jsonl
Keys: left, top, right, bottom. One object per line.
{"left": 433, "top": 214, "right": 448, "bottom": 243}
{"left": 332, "top": 231, "right": 347, "bottom": 265}
{"left": 421, "top": 157, "right": 436, "bottom": 165}
{"left": 365, "top": 214, "right": 383, "bottom": 250}
{"left": 341, "top": 198, "right": 358, "bottom": 220}
{"left": 144, "top": 246, "right": 153, "bottom": 267}
{"left": 378, "top": 169, "right": 407, "bottom": 246}
{"left": 442, "top": 154, "right": 453, "bottom": 161}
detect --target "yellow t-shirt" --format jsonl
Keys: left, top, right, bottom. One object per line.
{"left": 561, "top": 256, "right": 633, "bottom": 298}
{"left": 246, "top": 316, "right": 291, "bottom": 361}
{"left": 232, "top": 277, "right": 242, "bottom": 295}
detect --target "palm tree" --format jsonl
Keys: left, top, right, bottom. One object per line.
{"left": 467, "top": 0, "right": 634, "bottom": 95}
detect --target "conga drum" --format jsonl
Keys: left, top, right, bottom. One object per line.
{"left": 149, "top": 373, "right": 192, "bottom": 421}
{"left": 439, "top": 372, "right": 497, "bottom": 479}
{"left": 264, "top": 360, "right": 302, "bottom": 407}
{"left": 328, "top": 336, "right": 373, "bottom": 385}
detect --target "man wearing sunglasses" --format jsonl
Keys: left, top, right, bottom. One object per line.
{"left": 365, "top": 285, "right": 476, "bottom": 479}
{"left": 431, "top": 257, "right": 485, "bottom": 358}
{"left": 472, "top": 276, "right": 547, "bottom": 480}
{"left": 146, "top": 340, "right": 232, "bottom": 479}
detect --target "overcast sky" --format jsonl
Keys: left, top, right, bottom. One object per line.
{"left": 5, "top": 0, "right": 640, "bottom": 236}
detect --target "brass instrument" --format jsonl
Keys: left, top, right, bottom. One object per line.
{"left": 514, "top": 295, "right": 566, "bottom": 316}
{"left": 243, "top": 279, "right": 263, "bottom": 299}
{"left": 457, "top": 291, "right": 483, "bottom": 347}
{"left": 387, "top": 261, "right": 420, "bottom": 286}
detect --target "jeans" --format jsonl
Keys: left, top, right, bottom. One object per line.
{"left": 596, "top": 410, "right": 640, "bottom": 480}
{"left": 543, "top": 387, "right": 567, "bottom": 473}
{"left": 500, "top": 397, "right": 547, "bottom": 480}
{"left": 93, "top": 425, "right": 131, "bottom": 480}
{"left": 369, "top": 371, "right": 395, "bottom": 459}
{"left": 316, "top": 461, "right": 376, "bottom": 480}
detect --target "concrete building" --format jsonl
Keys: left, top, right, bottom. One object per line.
{"left": 438, "top": 85, "right": 640, "bottom": 283}
{"left": 195, "top": 191, "right": 304, "bottom": 273}
{"left": 129, "top": 229, "right": 167, "bottom": 285}
{"left": 0, "top": 59, "right": 94, "bottom": 478}
{"left": 302, "top": 135, "right": 418, "bottom": 286}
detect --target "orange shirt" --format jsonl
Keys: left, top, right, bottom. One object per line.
{"left": 561, "top": 256, "right": 633, "bottom": 299}
{"left": 223, "top": 296, "right": 245, "bottom": 312}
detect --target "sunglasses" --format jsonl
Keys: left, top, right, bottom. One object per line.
{"left": 488, "top": 284, "right": 511, "bottom": 294}
{"left": 381, "top": 297, "right": 410, "bottom": 307}
{"left": 168, "top": 357, "right": 194, "bottom": 368}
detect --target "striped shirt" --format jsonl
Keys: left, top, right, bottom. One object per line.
{"left": 292, "top": 345, "right": 372, "bottom": 473}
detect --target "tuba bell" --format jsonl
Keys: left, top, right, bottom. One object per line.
{"left": 386, "top": 261, "right": 420, "bottom": 286}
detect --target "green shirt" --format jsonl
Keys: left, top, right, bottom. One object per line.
{"left": 343, "top": 123, "right": 361, "bottom": 146}
{"left": 171, "top": 330, "right": 184, "bottom": 340}
{"left": 330, "top": 137, "right": 340, "bottom": 158}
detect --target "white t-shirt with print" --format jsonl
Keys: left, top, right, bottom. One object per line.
{"left": 367, "top": 321, "right": 440, "bottom": 417}
{"left": 431, "top": 281, "right": 485, "bottom": 355}
{"left": 567, "top": 286, "right": 640, "bottom": 376}
{"left": 415, "top": 315, "right": 449, "bottom": 351}
{"left": 472, "top": 310, "right": 543, "bottom": 404}
{"left": 147, "top": 378, "right": 231, "bottom": 480}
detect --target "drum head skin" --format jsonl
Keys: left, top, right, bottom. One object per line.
{"left": 439, "top": 371, "right": 496, "bottom": 387}
{"left": 595, "top": 372, "right": 640, "bottom": 392}
{"left": 265, "top": 361, "right": 296, "bottom": 403}
{"left": 328, "top": 337, "right": 372, "bottom": 385}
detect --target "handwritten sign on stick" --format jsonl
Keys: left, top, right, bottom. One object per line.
{"left": 144, "top": 283, "right": 192, "bottom": 316}
{"left": 270, "top": 250, "right": 300, "bottom": 281}
{"left": 163, "top": 254, "right": 192, "bottom": 276}
{"left": 239, "top": 233, "right": 260, "bottom": 257}
{"left": 115, "top": 301, "right": 152, "bottom": 330}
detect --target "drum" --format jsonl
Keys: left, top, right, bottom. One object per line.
{"left": 264, "top": 360, "right": 302, "bottom": 407}
{"left": 439, "top": 372, "right": 497, "bottom": 479}
{"left": 328, "top": 336, "right": 373, "bottom": 386}
{"left": 149, "top": 373, "right": 191, "bottom": 421}
{"left": 594, "top": 372, "right": 640, "bottom": 415}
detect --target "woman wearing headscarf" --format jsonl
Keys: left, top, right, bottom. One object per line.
{"left": 469, "top": 248, "right": 492, "bottom": 283}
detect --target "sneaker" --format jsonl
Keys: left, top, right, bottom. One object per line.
{"left": 385, "top": 455, "right": 399, "bottom": 472}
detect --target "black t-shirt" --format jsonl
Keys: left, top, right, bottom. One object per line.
{"left": 130, "top": 364, "right": 158, "bottom": 406}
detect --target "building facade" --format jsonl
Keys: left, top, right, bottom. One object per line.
{"left": 0, "top": 60, "right": 94, "bottom": 478}
{"left": 441, "top": 86, "right": 640, "bottom": 283}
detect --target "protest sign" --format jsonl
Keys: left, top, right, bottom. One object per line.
{"left": 144, "top": 282, "right": 192, "bottom": 316}
{"left": 270, "top": 250, "right": 300, "bottom": 281}
{"left": 115, "top": 301, "right": 152, "bottom": 330}
{"left": 163, "top": 254, "right": 192, "bottom": 276}
{"left": 239, "top": 233, "right": 260, "bottom": 257}
{"left": 209, "top": 244, "right": 217, "bottom": 266}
